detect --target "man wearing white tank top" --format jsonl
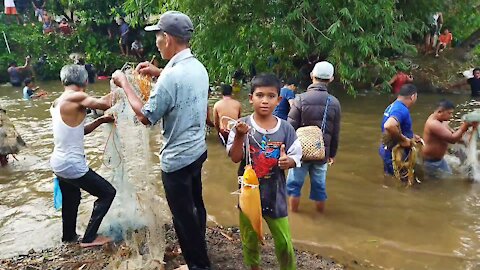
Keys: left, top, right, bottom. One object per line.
{"left": 50, "top": 65, "right": 116, "bottom": 248}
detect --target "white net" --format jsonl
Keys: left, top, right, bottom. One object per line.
{"left": 100, "top": 67, "right": 170, "bottom": 269}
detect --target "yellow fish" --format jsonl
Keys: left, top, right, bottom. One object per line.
{"left": 239, "top": 165, "right": 263, "bottom": 241}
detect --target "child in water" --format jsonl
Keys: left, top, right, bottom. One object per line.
{"left": 23, "top": 78, "right": 47, "bottom": 100}
{"left": 227, "top": 73, "right": 302, "bottom": 270}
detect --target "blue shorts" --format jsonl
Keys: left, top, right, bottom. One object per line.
{"left": 286, "top": 162, "right": 328, "bottom": 201}
{"left": 379, "top": 144, "right": 394, "bottom": 175}
{"left": 423, "top": 158, "right": 452, "bottom": 179}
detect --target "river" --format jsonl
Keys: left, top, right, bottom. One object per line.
{"left": 1, "top": 81, "right": 479, "bottom": 270}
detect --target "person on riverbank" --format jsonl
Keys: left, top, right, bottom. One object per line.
{"left": 42, "top": 11, "right": 55, "bottom": 34}
{"left": 50, "top": 65, "right": 116, "bottom": 248}
{"left": 22, "top": 78, "right": 46, "bottom": 99}
{"left": 388, "top": 69, "right": 413, "bottom": 95}
{"left": 449, "top": 68, "right": 480, "bottom": 97}
{"left": 422, "top": 100, "right": 473, "bottom": 178}
{"left": 213, "top": 84, "right": 242, "bottom": 145}
{"left": 131, "top": 37, "right": 145, "bottom": 60}
{"left": 424, "top": 12, "right": 443, "bottom": 54}
{"left": 273, "top": 78, "right": 298, "bottom": 120}
{"left": 228, "top": 73, "right": 301, "bottom": 270}
{"left": 4, "top": 0, "right": 21, "bottom": 24}
{"left": 32, "top": 0, "right": 45, "bottom": 22}
{"left": 435, "top": 29, "right": 453, "bottom": 57}
{"left": 116, "top": 17, "right": 130, "bottom": 56}
{"left": 379, "top": 84, "right": 422, "bottom": 176}
{"left": 287, "top": 61, "right": 341, "bottom": 213}
{"left": 112, "top": 11, "right": 211, "bottom": 270}
{"left": 7, "top": 56, "right": 31, "bottom": 87}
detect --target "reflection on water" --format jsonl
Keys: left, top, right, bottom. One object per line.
{"left": 1, "top": 82, "right": 480, "bottom": 269}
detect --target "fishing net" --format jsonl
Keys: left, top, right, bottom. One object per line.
{"left": 0, "top": 109, "right": 26, "bottom": 156}
{"left": 447, "top": 101, "right": 480, "bottom": 181}
{"left": 100, "top": 66, "right": 169, "bottom": 269}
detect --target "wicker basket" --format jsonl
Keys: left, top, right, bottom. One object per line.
{"left": 296, "top": 126, "right": 325, "bottom": 161}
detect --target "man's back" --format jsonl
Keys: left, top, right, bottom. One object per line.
{"left": 213, "top": 98, "right": 241, "bottom": 130}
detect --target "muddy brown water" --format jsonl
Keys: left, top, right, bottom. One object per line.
{"left": 1, "top": 81, "right": 480, "bottom": 270}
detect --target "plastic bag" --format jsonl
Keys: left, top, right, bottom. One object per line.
{"left": 53, "top": 177, "right": 62, "bottom": 210}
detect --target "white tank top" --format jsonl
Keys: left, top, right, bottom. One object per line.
{"left": 50, "top": 100, "right": 89, "bottom": 179}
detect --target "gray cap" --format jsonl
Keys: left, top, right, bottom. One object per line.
{"left": 145, "top": 11, "right": 194, "bottom": 40}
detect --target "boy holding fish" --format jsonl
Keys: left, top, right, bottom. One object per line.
{"left": 227, "top": 74, "right": 302, "bottom": 270}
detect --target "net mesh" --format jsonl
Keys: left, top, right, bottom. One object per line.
{"left": 100, "top": 67, "right": 169, "bottom": 269}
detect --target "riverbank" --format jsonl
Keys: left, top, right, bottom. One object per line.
{"left": 0, "top": 224, "right": 347, "bottom": 270}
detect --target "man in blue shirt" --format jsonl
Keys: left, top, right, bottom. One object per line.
{"left": 116, "top": 17, "right": 130, "bottom": 56}
{"left": 273, "top": 78, "right": 298, "bottom": 120}
{"left": 112, "top": 11, "right": 211, "bottom": 270}
{"left": 380, "top": 84, "right": 421, "bottom": 175}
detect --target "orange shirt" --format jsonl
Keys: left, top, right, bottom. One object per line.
{"left": 439, "top": 33, "right": 453, "bottom": 44}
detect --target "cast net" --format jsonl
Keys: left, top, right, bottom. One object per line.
{"left": 100, "top": 65, "right": 169, "bottom": 269}
{"left": 0, "top": 108, "right": 26, "bottom": 156}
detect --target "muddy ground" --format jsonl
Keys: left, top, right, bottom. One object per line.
{"left": 0, "top": 225, "right": 359, "bottom": 270}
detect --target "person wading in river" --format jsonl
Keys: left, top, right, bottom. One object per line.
{"left": 287, "top": 61, "right": 341, "bottom": 213}
{"left": 213, "top": 84, "right": 242, "bottom": 146}
{"left": 112, "top": 11, "right": 211, "bottom": 270}
{"left": 379, "top": 84, "right": 422, "bottom": 176}
{"left": 50, "top": 65, "right": 116, "bottom": 248}
{"left": 422, "top": 100, "right": 474, "bottom": 178}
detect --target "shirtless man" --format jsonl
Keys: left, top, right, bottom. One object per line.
{"left": 50, "top": 65, "right": 116, "bottom": 247}
{"left": 422, "top": 100, "right": 472, "bottom": 178}
{"left": 213, "top": 84, "right": 241, "bottom": 145}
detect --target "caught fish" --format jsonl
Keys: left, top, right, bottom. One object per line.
{"left": 239, "top": 165, "right": 263, "bottom": 241}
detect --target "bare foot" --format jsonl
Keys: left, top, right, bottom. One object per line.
{"left": 289, "top": 196, "right": 300, "bottom": 212}
{"left": 174, "top": 265, "right": 189, "bottom": 270}
{"left": 80, "top": 235, "right": 112, "bottom": 248}
{"left": 315, "top": 201, "right": 325, "bottom": 213}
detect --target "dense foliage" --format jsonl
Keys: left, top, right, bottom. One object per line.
{"left": 1, "top": 0, "right": 479, "bottom": 92}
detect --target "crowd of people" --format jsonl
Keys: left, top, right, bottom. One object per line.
{"left": 1, "top": 6, "right": 480, "bottom": 270}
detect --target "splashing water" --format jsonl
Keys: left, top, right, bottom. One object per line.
{"left": 100, "top": 70, "right": 170, "bottom": 269}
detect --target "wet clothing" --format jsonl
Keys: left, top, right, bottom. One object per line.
{"left": 273, "top": 87, "right": 295, "bottom": 120}
{"left": 288, "top": 83, "right": 341, "bottom": 164}
{"left": 227, "top": 115, "right": 302, "bottom": 219}
{"left": 22, "top": 86, "right": 34, "bottom": 99}
{"left": 141, "top": 48, "right": 209, "bottom": 173}
{"left": 380, "top": 100, "right": 413, "bottom": 175}
{"left": 468, "top": 77, "right": 480, "bottom": 97}
{"left": 7, "top": 67, "right": 22, "bottom": 87}
{"left": 423, "top": 158, "right": 452, "bottom": 179}
{"left": 287, "top": 162, "right": 328, "bottom": 201}
{"left": 391, "top": 72, "right": 409, "bottom": 95}
{"left": 161, "top": 151, "right": 211, "bottom": 270}
{"left": 58, "top": 169, "right": 116, "bottom": 243}
{"left": 239, "top": 211, "right": 295, "bottom": 270}
{"left": 49, "top": 103, "right": 89, "bottom": 179}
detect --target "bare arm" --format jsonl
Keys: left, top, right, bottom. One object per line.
{"left": 384, "top": 117, "right": 411, "bottom": 147}
{"left": 388, "top": 74, "right": 397, "bottom": 86}
{"left": 78, "top": 92, "right": 113, "bottom": 111}
{"left": 213, "top": 105, "right": 221, "bottom": 133}
{"left": 430, "top": 121, "right": 469, "bottom": 144}
{"left": 229, "top": 122, "right": 249, "bottom": 163}
{"left": 84, "top": 115, "right": 113, "bottom": 135}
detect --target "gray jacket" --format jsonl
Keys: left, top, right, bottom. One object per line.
{"left": 287, "top": 83, "right": 341, "bottom": 163}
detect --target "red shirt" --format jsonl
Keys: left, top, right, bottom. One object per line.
{"left": 392, "top": 72, "right": 409, "bottom": 94}
{"left": 439, "top": 33, "right": 453, "bottom": 44}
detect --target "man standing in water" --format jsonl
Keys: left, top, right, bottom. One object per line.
{"left": 449, "top": 68, "right": 480, "bottom": 97}
{"left": 422, "top": 100, "right": 473, "bottom": 178}
{"left": 213, "top": 84, "right": 242, "bottom": 146}
{"left": 50, "top": 65, "right": 116, "bottom": 247}
{"left": 379, "top": 84, "right": 421, "bottom": 176}
{"left": 112, "top": 11, "right": 211, "bottom": 270}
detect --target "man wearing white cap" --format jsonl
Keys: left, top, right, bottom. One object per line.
{"left": 286, "top": 61, "right": 341, "bottom": 213}
{"left": 112, "top": 11, "right": 211, "bottom": 270}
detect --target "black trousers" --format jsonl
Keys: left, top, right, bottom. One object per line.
{"left": 58, "top": 169, "right": 116, "bottom": 243}
{"left": 162, "top": 151, "right": 211, "bottom": 270}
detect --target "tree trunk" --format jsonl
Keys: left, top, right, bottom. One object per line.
{"left": 459, "top": 28, "right": 480, "bottom": 50}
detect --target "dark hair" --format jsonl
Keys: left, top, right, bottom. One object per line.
{"left": 398, "top": 84, "right": 417, "bottom": 97}
{"left": 473, "top": 68, "right": 480, "bottom": 74}
{"left": 221, "top": 84, "right": 233, "bottom": 96}
{"left": 8, "top": 61, "right": 17, "bottom": 67}
{"left": 24, "top": 78, "right": 33, "bottom": 86}
{"left": 284, "top": 77, "right": 298, "bottom": 86}
{"left": 437, "top": 99, "right": 455, "bottom": 110}
{"left": 250, "top": 73, "right": 281, "bottom": 94}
